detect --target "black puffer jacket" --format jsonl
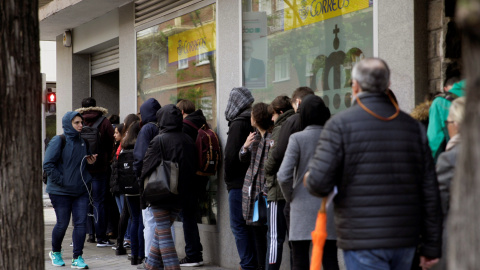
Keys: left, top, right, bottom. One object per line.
{"left": 224, "top": 109, "right": 254, "bottom": 191}
{"left": 140, "top": 104, "right": 196, "bottom": 209}
{"left": 306, "top": 92, "right": 443, "bottom": 258}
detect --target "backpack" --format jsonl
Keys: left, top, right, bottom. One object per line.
{"left": 117, "top": 149, "right": 139, "bottom": 194}
{"left": 184, "top": 119, "right": 221, "bottom": 176}
{"left": 43, "top": 135, "right": 66, "bottom": 184}
{"left": 81, "top": 116, "right": 105, "bottom": 155}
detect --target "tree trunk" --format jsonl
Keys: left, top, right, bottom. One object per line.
{"left": 448, "top": 0, "right": 480, "bottom": 268}
{"left": 0, "top": 1, "right": 43, "bottom": 269}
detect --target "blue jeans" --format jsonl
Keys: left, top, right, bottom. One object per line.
{"left": 91, "top": 173, "right": 107, "bottom": 243}
{"left": 115, "top": 194, "right": 131, "bottom": 241}
{"left": 343, "top": 247, "right": 416, "bottom": 270}
{"left": 126, "top": 196, "right": 145, "bottom": 257}
{"left": 50, "top": 193, "right": 89, "bottom": 258}
{"left": 229, "top": 188, "right": 257, "bottom": 270}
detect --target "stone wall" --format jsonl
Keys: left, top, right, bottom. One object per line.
{"left": 427, "top": 0, "right": 461, "bottom": 96}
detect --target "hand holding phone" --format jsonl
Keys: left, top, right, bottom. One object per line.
{"left": 86, "top": 154, "right": 98, "bottom": 165}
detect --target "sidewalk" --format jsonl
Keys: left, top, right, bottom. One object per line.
{"left": 44, "top": 207, "right": 228, "bottom": 270}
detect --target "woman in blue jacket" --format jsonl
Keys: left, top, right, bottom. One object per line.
{"left": 43, "top": 111, "right": 97, "bottom": 269}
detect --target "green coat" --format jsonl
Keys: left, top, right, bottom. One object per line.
{"left": 427, "top": 80, "right": 465, "bottom": 161}
{"left": 265, "top": 109, "right": 295, "bottom": 201}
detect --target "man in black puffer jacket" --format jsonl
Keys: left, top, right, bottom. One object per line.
{"left": 306, "top": 58, "right": 442, "bottom": 270}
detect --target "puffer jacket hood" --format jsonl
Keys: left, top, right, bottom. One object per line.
{"left": 225, "top": 87, "right": 254, "bottom": 122}
{"left": 157, "top": 104, "right": 183, "bottom": 133}
{"left": 141, "top": 98, "right": 161, "bottom": 124}
{"left": 62, "top": 111, "right": 83, "bottom": 140}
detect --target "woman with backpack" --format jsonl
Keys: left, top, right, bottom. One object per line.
{"left": 240, "top": 102, "right": 274, "bottom": 270}
{"left": 44, "top": 111, "right": 97, "bottom": 269}
{"left": 140, "top": 104, "right": 197, "bottom": 270}
{"left": 277, "top": 95, "right": 338, "bottom": 270}
{"left": 118, "top": 120, "right": 145, "bottom": 265}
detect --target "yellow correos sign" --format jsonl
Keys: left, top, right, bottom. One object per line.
{"left": 284, "top": 0, "right": 370, "bottom": 31}
{"left": 168, "top": 23, "right": 216, "bottom": 64}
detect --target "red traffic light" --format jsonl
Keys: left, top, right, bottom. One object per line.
{"left": 47, "top": 92, "right": 56, "bottom": 104}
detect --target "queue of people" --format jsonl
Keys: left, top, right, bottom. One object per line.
{"left": 44, "top": 57, "right": 452, "bottom": 270}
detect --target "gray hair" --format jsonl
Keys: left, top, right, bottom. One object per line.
{"left": 351, "top": 58, "right": 390, "bottom": 93}
{"left": 448, "top": 97, "right": 466, "bottom": 125}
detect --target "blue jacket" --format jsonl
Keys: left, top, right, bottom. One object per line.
{"left": 133, "top": 98, "right": 161, "bottom": 177}
{"left": 44, "top": 111, "right": 92, "bottom": 196}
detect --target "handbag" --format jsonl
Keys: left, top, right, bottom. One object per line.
{"left": 252, "top": 193, "right": 268, "bottom": 225}
{"left": 142, "top": 136, "right": 179, "bottom": 204}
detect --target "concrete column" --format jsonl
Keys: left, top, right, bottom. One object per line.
{"left": 378, "top": 0, "right": 427, "bottom": 112}
{"left": 119, "top": 2, "right": 137, "bottom": 120}
{"left": 216, "top": 0, "right": 243, "bottom": 268}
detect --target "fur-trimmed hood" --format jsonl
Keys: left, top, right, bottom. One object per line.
{"left": 75, "top": 106, "right": 108, "bottom": 115}
{"left": 410, "top": 100, "right": 431, "bottom": 122}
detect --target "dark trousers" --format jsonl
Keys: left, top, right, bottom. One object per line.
{"left": 116, "top": 195, "right": 131, "bottom": 246}
{"left": 179, "top": 176, "right": 208, "bottom": 260}
{"left": 291, "top": 240, "right": 339, "bottom": 270}
{"left": 91, "top": 173, "right": 108, "bottom": 243}
{"left": 126, "top": 196, "right": 145, "bottom": 257}
{"left": 266, "top": 200, "right": 287, "bottom": 270}
{"left": 251, "top": 225, "right": 268, "bottom": 270}
{"left": 50, "top": 193, "right": 89, "bottom": 258}
{"left": 229, "top": 189, "right": 257, "bottom": 270}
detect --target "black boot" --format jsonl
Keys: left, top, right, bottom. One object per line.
{"left": 114, "top": 242, "right": 127, "bottom": 255}
{"left": 131, "top": 256, "right": 140, "bottom": 265}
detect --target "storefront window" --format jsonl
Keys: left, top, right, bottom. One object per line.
{"left": 136, "top": 4, "right": 217, "bottom": 225}
{"left": 242, "top": 0, "right": 374, "bottom": 114}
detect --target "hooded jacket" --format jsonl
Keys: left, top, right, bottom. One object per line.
{"left": 75, "top": 106, "right": 114, "bottom": 174}
{"left": 183, "top": 109, "right": 207, "bottom": 142}
{"left": 133, "top": 98, "right": 161, "bottom": 177}
{"left": 264, "top": 109, "right": 295, "bottom": 201}
{"left": 306, "top": 92, "right": 442, "bottom": 257}
{"left": 224, "top": 109, "right": 254, "bottom": 191}
{"left": 44, "top": 111, "right": 92, "bottom": 196}
{"left": 140, "top": 104, "right": 196, "bottom": 209}
{"left": 224, "top": 87, "right": 255, "bottom": 191}
{"left": 427, "top": 80, "right": 465, "bottom": 161}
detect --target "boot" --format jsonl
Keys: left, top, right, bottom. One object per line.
{"left": 114, "top": 242, "right": 127, "bottom": 255}
{"left": 131, "top": 256, "right": 141, "bottom": 265}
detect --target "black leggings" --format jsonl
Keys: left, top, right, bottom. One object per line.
{"left": 251, "top": 225, "right": 268, "bottom": 270}
{"left": 291, "top": 240, "right": 339, "bottom": 270}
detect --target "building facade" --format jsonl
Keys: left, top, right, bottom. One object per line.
{"left": 39, "top": 0, "right": 457, "bottom": 268}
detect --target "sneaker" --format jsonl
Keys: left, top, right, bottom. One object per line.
{"left": 49, "top": 251, "right": 65, "bottom": 267}
{"left": 179, "top": 256, "right": 204, "bottom": 267}
{"left": 71, "top": 256, "right": 89, "bottom": 269}
{"left": 70, "top": 242, "right": 74, "bottom": 247}
{"left": 123, "top": 241, "right": 131, "bottom": 249}
{"left": 96, "top": 240, "right": 114, "bottom": 247}
{"left": 137, "top": 262, "right": 146, "bottom": 269}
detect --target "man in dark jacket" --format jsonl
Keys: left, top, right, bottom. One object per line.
{"left": 224, "top": 87, "right": 256, "bottom": 270}
{"left": 305, "top": 58, "right": 443, "bottom": 270}
{"left": 76, "top": 97, "right": 114, "bottom": 247}
{"left": 133, "top": 97, "right": 161, "bottom": 259}
{"left": 176, "top": 99, "right": 209, "bottom": 266}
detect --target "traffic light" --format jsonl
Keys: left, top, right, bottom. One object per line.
{"left": 45, "top": 89, "right": 56, "bottom": 113}
{"left": 47, "top": 92, "right": 56, "bottom": 104}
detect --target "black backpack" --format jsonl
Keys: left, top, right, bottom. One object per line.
{"left": 81, "top": 116, "right": 105, "bottom": 154}
{"left": 43, "top": 135, "right": 66, "bottom": 184}
{"left": 117, "top": 149, "right": 138, "bottom": 194}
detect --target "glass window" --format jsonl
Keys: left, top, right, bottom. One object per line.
{"left": 136, "top": 4, "right": 217, "bottom": 225}
{"left": 242, "top": 0, "right": 374, "bottom": 114}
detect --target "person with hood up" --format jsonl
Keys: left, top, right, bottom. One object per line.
{"left": 176, "top": 99, "right": 208, "bottom": 267}
{"left": 139, "top": 104, "right": 197, "bottom": 270}
{"left": 224, "top": 87, "right": 257, "bottom": 270}
{"left": 76, "top": 97, "right": 115, "bottom": 247}
{"left": 44, "top": 111, "right": 97, "bottom": 269}
{"left": 277, "top": 95, "right": 338, "bottom": 270}
{"left": 133, "top": 98, "right": 161, "bottom": 258}
{"left": 427, "top": 79, "right": 464, "bottom": 162}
